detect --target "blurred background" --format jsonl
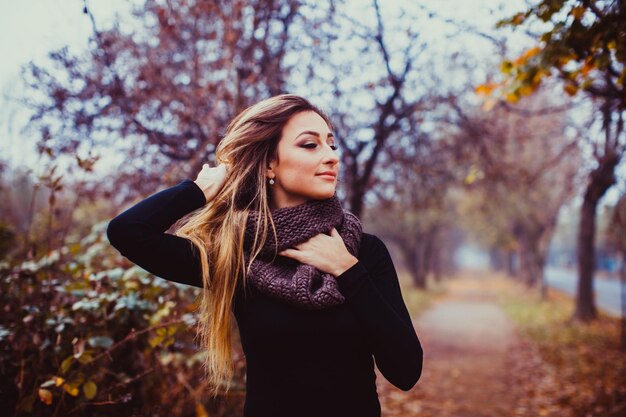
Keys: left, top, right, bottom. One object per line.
{"left": 1, "top": 0, "right": 624, "bottom": 416}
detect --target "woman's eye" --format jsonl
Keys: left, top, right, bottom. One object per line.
{"left": 301, "top": 143, "right": 338, "bottom": 150}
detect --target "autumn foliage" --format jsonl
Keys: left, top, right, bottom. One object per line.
{"left": 2, "top": 0, "right": 626, "bottom": 415}
{"left": 1, "top": 222, "right": 246, "bottom": 416}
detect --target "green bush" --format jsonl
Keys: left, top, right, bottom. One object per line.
{"left": 0, "top": 221, "right": 245, "bottom": 417}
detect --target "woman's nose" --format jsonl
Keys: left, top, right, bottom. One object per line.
{"left": 323, "top": 144, "right": 339, "bottom": 164}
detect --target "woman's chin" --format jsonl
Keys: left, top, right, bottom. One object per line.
{"left": 313, "top": 188, "right": 336, "bottom": 200}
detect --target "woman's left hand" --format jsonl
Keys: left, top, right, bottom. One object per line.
{"left": 279, "top": 228, "right": 358, "bottom": 277}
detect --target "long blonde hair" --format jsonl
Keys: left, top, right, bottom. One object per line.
{"left": 173, "top": 94, "right": 333, "bottom": 397}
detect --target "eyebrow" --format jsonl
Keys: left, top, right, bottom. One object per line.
{"left": 294, "top": 130, "right": 335, "bottom": 141}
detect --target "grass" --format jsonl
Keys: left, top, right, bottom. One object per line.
{"left": 491, "top": 272, "right": 626, "bottom": 417}
{"left": 397, "top": 269, "right": 449, "bottom": 319}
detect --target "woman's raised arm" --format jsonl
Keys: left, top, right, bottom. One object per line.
{"left": 106, "top": 164, "right": 228, "bottom": 288}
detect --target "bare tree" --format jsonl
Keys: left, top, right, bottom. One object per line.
{"left": 608, "top": 193, "right": 626, "bottom": 351}
{"left": 23, "top": 0, "right": 308, "bottom": 199}
{"left": 364, "top": 132, "right": 460, "bottom": 288}
{"left": 454, "top": 90, "right": 581, "bottom": 295}
{"left": 295, "top": 0, "right": 436, "bottom": 217}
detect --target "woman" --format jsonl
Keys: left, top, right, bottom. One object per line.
{"left": 107, "top": 94, "right": 423, "bottom": 417}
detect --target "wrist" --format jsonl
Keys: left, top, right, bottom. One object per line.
{"left": 193, "top": 180, "right": 214, "bottom": 203}
{"left": 334, "top": 255, "right": 359, "bottom": 277}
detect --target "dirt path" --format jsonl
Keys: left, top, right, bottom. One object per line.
{"left": 377, "top": 273, "right": 527, "bottom": 417}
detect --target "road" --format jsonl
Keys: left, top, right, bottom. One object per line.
{"left": 544, "top": 266, "right": 624, "bottom": 317}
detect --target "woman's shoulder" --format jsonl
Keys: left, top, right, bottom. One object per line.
{"left": 359, "top": 232, "right": 390, "bottom": 255}
{"left": 356, "top": 232, "right": 397, "bottom": 276}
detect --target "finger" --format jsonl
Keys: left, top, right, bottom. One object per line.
{"left": 279, "top": 248, "right": 300, "bottom": 260}
{"left": 292, "top": 241, "right": 305, "bottom": 249}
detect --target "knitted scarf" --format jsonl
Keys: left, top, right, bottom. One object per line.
{"left": 243, "top": 195, "right": 362, "bottom": 310}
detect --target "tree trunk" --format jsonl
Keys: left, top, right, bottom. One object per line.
{"left": 399, "top": 243, "right": 426, "bottom": 289}
{"left": 575, "top": 195, "right": 598, "bottom": 320}
{"left": 431, "top": 243, "right": 442, "bottom": 282}
{"left": 349, "top": 182, "right": 366, "bottom": 219}
{"left": 489, "top": 248, "right": 506, "bottom": 271}
{"left": 415, "top": 240, "right": 428, "bottom": 289}
{"left": 517, "top": 244, "right": 533, "bottom": 287}
{"left": 537, "top": 252, "right": 547, "bottom": 301}
{"left": 507, "top": 250, "right": 517, "bottom": 277}
{"left": 619, "top": 253, "right": 626, "bottom": 352}
{"left": 423, "top": 226, "right": 439, "bottom": 284}
{"left": 521, "top": 244, "right": 541, "bottom": 287}
{"left": 574, "top": 153, "right": 619, "bottom": 321}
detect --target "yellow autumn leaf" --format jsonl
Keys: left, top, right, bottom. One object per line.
{"left": 63, "top": 384, "right": 80, "bottom": 397}
{"left": 531, "top": 69, "right": 548, "bottom": 86}
{"left": 505, "top": 92, "right": 520, "bottom": 103}
{"left": 500, "top": 61, "right": 514, "bottom": 75}
{"left": 511, "top": 12, "right": 525, "bottom": 25}
{"left": 513, "top": 56, "right": 525, "bottom": 66}
{"left": 54, "top": 376, "right": 65, "bottom": 387}
{"left": 83, "top": 381, "right": 97, "bottom": 400}
{"left": 564, "top": 83, "right": 578, "bottom": 96}
{"left": 38, "top": 388, "right": 53, "bottom": 405}
{"left": 581, "top": 57, "right": 595, "bottom": 76}
{"left": 521, "top": 46, "right": 541, "bottom": 60}
{"left": 518, "top": 83, "right": 535, "bottom": 96}
{"left": 195, "top": 402, "right": 210, "bottom": 417}
{"left": 61, "top": 356, "right": 74, "bottom": 374}
{"left": 163, "top": 337, "right": 175, "bottom": 348}
{"left": 77, "top": 350, "right": 94, "bottom": 365}
{"left": 571, "top": 6, "right": 585, "bottom": 20}
{"left": 69, "top": 243, "right": 81, "bottom": 255}
{"left": 149, "top": 334, "right": 165, "bottom": 348}
{"left": 475, "top": 84, "right": 494, "bottom": 96}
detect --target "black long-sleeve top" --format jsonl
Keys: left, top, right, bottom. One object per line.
{"left": 106, "top": 179, "right": 423, "bottom": 417}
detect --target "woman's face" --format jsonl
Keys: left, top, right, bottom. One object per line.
{"left": 267, "top": 110, "right": 339, "bottom": 209}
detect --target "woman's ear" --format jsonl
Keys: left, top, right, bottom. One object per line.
{"left": 266, "top": 159, "right": 276, "bottom": 177}
{"left": 266, "top": 146, "right": 280, "bottom": 177}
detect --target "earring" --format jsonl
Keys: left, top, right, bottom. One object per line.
{"left": 268, "top": 178, "right": 275, "bottom": 185}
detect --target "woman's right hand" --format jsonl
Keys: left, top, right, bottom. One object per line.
{"left": 194, "top": 163, "right": 229, "bottom": 203}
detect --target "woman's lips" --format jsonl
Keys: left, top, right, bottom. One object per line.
{"left": 316, "top": 173, "right": 337, "bottom": 180}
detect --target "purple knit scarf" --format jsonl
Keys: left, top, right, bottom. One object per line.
{"left": 243, "top": 195, "right": 362, "bottom": 310}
